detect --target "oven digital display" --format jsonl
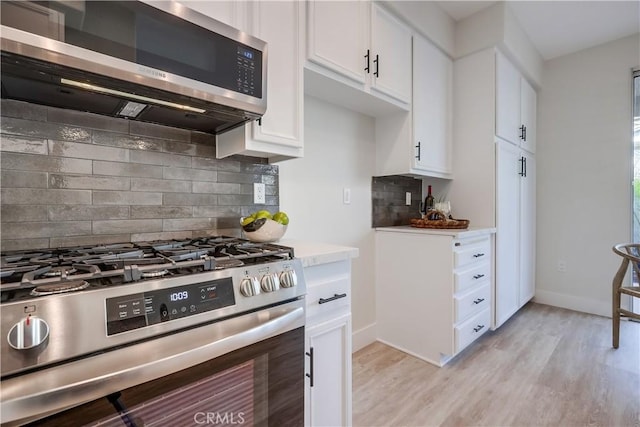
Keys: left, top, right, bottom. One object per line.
{"left": 106, "top": 278, "right": 235, "bottom": 335}
{"left": 169, "top": 291, "right": 188, "bottom": 302}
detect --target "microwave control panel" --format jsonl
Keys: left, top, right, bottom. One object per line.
{"left": 236, "top": 46, "right": 258, "bottom": 97}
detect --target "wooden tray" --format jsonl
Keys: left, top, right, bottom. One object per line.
{"left": 410, "top": 217, "right": 470, "bottom": 229}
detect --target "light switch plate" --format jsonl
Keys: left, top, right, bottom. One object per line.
{"left": 405, "top": 192, "right": 412, "bottom": 206}
{"left": 343, "top": 188, "right": 351, "bottom": 204}
{"left": 254, "top": 183, "right": 265, "bottom": 204}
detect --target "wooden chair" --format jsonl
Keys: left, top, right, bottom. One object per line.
{"left": 612, "top": 243, "right": 640, "bottom": 348}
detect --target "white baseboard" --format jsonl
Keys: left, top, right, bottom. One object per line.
{"left": 352, "top": 322, "right": 377, "bottom": 352}
{"left": 533, "top": 290, "right": 610, "bottom": 318}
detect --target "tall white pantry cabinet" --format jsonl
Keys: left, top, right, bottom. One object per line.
{"left": 450, "top": 48, "right": 537, "bottom": 329}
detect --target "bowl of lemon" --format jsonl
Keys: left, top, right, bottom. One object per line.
{"left": 241, "top": 210, "right": 289, "bottom": 243}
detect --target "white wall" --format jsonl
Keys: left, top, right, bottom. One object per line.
{"left": 382, "top": 0, "right": 456, "bottom": 57}
{"left": 535, "top": 34, "right": 639, "bottom": 316}
{"left": 455, "top": 2, "right": 543, "bottom": 87}
{"left": 277, "top": 95, "right": 377, "bottom": 349}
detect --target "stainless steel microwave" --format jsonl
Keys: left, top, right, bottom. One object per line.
{"left": 0, "top": 1, "right": 267, "bottom": 134}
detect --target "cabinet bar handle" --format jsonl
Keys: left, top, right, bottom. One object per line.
{"left": 364, "top": 49, "right": 370, "bottom": 73}
{"left": 305, "top": 347, "right": 314, "bottom": 387}
{"left": 519, "top": 157, "right": 525, "bottom": 176}
{"left": 473, "top": 324, "right": 485, "bottom": 333}
{"left": 523, "top": 125, "right": 527, "bottom": 141}
{"left": 374, "top": 54, "right": 379, "bottom": 77}
{"left": 473, "top": 253, "right": 485, "bottom": 258}
{"left": 523, "top": 156, "right": 527, "bottom": 177}
{"left": 415, "top": 141, "right": 421, "bottom": 161}
{"left": 473, "top": 274, "right": 485, "bottom": 279}
{"left": 520, "top": 125, "right": 525, "bottom": 140}
{"left": 473, "top": 298, "right": 485, "bottom": 304}
{"left": 318, "top": 293, "right": 347, "bottom": 305}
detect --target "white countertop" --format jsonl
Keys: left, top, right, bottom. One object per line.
{"left": 279, "top": 239, "right": 359, "bottom": 267}
{"left": 375, "top": 225, "right": 496, "bottom": 239}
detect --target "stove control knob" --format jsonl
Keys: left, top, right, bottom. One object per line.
{"left": 240, "top": 277, "right": 261, "bottom": 297}
{"left": 280, "top": 270, "right": 298, "bottom": 288}
{"left": 261, "top": 273, "right": 280, "bottom": 293}
{"left": 7, "top": 315, "right": 50, "bottom": 350}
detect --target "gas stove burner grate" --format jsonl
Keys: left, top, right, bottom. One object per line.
{"left": 42, "top": 266, "right": 77, "bottom": 277}
{"left": 0, "top": 237, "right": 296, "bottom": 300}
{"left": 141, "top": 269, "right": 169, "bottom": 279}
{"left": 215, "top": 259, "right": 245, "bottom": 269}
{"left": 30, "top": 280, "right": 90, "bottom": 296}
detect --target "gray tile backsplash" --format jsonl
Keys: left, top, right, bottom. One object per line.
{"left": 372, "top": 175, "right": 422, "bottom": 227}
{"left": 0, "top": 99, "right": 279, "bottom": 251}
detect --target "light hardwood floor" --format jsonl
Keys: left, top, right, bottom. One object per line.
{"left": 353, "top": 303, "right": 640, "bottom": 427}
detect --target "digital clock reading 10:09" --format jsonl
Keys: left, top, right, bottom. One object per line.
{"left": 169, "top": 291, "right": 189, "bottom": 302}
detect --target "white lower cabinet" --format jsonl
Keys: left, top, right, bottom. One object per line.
{"left": 375, "top": 229, "right": 494, "bottom": 367}
{"left": 495, "top": 139, "right": 536, "bottom": 327}
{"left": 304, "top": 259, "right": 352, "bottom": 427}
{"left": 305, "top": 314, "right": 352, "bottom": 427}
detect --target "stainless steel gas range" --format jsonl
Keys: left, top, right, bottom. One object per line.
{"left": 0, "top": 237, "right": 306, "bottom": 426}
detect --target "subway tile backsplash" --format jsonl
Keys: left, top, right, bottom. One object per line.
{"left": 0, "top": 99, "right": 279, "bottom": 251}
{"left": 372, "top": 175, "right": 422, "bottom": 227}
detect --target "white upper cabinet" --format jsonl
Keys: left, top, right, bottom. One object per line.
{"left": 179, "top": 1, "right": 245, "bottom": 29}
{"left": 375, "top": 33, "right": 452, "bottom": 178}
{"left": 495, "top": 52, "right": 521, "bottom": 144}
{"left": 215, "top": 1, "right": 304, "bottom": 160}
{"left": 520, "top": 78, "right": 537, "bottom": 153}
{"left": 306, "top": 0, "right": 412, "bottom": 109}
{"left": 495, "top": 51, "right": 537, "bottom": 153}
{"left": 369, "top": 3, "right": 412, "bottom": 104}
{"left": 306, "top": 0, "right": 368, "bottom": 85}
{"left": 412, "top": 33, "right": 452, "bottom": 177}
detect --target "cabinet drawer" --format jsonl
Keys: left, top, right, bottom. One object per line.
{"left": 455, "top": 308, "right": 490, "bottom": 354}
{"left": 455, "top": 284, "right": 490, "bottom": 323}
{"left": 454, "top": 238, "right": 491, "bottom": 268}
{"left": 455, "top": 262, "right": 490, "bottom": 293}
{"left": 306, "top": 277, "right": 350, "bottom": 323}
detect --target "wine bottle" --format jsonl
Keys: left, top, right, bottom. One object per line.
{"left": 425, "top": 185, "right": 434, "bottom": 214}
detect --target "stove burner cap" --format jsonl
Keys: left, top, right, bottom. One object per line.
{"left": 30, "top": 280, "right": 90, "bottom": 296}
{"left": 42, "top": 266, "right": 77, "bottom": 277}
{"left": 141, "top": 269, "right": 169, "bottom": 278}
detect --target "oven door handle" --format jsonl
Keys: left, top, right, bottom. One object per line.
{"left": 1, "top": 299, "right": 305, "bottom": 426}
